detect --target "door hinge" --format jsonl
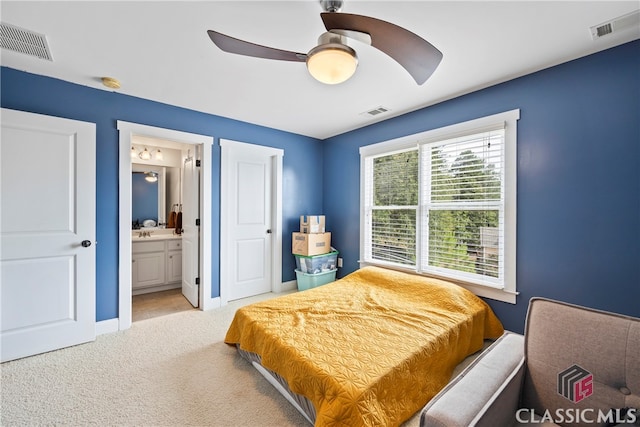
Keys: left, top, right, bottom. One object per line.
{"left": 195, "top": 277, "right": 200, "bottom": 285}
{"left": 195, "top": 218, "right": 200, "bottom": 226}
{"left": 196, "top": 159, "right": 201, "bottom": 167}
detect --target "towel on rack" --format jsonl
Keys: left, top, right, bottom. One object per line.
{"left": 175, "top": 211, "right": 182, "bottom": 235}
{"left": 168, "top": 209, "right": 177, "bottom": 228}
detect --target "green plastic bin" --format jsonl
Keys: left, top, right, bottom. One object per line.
{"left": 294, "top": 249, "right": 339, "bottom": 274}
{"left": 295, "top": 269, "right": 337, "bottom": 291}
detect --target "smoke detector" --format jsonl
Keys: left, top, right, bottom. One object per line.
{"left": 0, "top": 22, "right": 53, "bottom": 61}
{"left": 590, "top": 10, "right": 640, "bottom": 40}
{"left": 102, "top": 77, "right": 121, "bottom": 89}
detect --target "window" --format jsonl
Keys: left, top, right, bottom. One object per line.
{"left": 360, "top": 110, "right": 519, "bottom": 303}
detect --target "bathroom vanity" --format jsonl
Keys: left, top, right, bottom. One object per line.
{"left": 131, "top": 230, "right": 182, "bottom": 295}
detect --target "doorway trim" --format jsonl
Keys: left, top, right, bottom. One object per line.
{"left": 117, "top": 121, "right": 215, "bottom": 331}
{"left": 220, "top": 139, "right": 283, "bottom": 305}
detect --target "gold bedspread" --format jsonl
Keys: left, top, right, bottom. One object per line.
{"left": 225, "top": 266, "right": 504, "bottom": 426}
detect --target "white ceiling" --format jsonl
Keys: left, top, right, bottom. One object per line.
{"left": 1, "top": 1, "right": 638, "bottom": 139}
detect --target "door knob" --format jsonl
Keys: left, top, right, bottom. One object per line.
{"left": 81, "top": 240, "right": 92, "bottom": 247}
{"left": 266, "top": 229, "right": 272, "bottom": 234}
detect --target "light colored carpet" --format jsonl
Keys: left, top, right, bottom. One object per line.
{"left": 1, "top": 292, "right": 483, "bottom": 426}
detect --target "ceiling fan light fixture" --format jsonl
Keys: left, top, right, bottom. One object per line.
{"left": 307, "top": 42, "right": 358, "bottom": 85}
{"left": 208, "top": 1, "right": 443, "bottom": 86}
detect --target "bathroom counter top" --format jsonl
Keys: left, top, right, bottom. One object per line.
{"left": 131, "top": 230, "right": 182, "bottom": 241}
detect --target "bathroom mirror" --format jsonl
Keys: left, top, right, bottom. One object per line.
{"left": 132, "top": 170, "right": 160, "bottom": 228}
{"left": 131, "top": 133, "right": 184, "bottom": 228}
{"left": 132, "top": 164, "right": 180, "bottom": 229}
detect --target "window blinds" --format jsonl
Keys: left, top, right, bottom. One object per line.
{"left": 364, "top": 127, "right": 506, "bottom": 288}
{"left": 364, "top": 149, "right": 418, "bottom": 266}
{"left": 420, "top": 128, "right": 505, "bottom": 287}
{"left": 360, "top": 109, "right": 518, "bottom": 300}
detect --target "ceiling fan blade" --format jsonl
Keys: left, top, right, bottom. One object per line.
{"left": 207, "top": 30, "right": 307, "bottom": 62}
{"left": 321, "top": 13, "right": 442, "bottom": 84}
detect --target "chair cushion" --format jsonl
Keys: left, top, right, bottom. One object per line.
{"left": 522, "top": 298, "right": 640, "bottom": 427}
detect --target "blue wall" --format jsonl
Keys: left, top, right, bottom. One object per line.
{"left": 1, "top": 67, "right": 323, "bottom": 321}
{"left": 323, "top": 40, "right": 640, "bottom": 333}
{"left": 2, "top": 40, "right": 638, "bottom": 332}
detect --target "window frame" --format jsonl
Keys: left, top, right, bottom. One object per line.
{"left": 359, "top": 110, "right": 519, "bottom": 304}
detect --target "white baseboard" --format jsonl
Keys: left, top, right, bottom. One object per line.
{"left": 132, "top": 282, "right": 180, "bottom": 296}
{"left": 95, "top": 318, "right": 119, "bottom": 336}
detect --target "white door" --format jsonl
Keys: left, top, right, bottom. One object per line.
{"left": 181, "top": 149, "right": 199, "bottom": 307}
{"left": 223, "top": 141, "right": 275, "bottom": 301}
{"left": 1, "top": 108, "right": 96, "bottom": 362}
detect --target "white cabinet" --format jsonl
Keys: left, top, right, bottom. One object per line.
{"left": 132, "top": 251, "right": 166, "bottom": 288}
{"left": 166, "top": 240, "right": 182, "bottom": 283}
{"left": 132, "top": 239, "right": 182, "bottom": 294}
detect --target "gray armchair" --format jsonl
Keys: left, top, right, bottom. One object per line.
{"left": 420, "top": 298, "right": 640, "bottom": 427}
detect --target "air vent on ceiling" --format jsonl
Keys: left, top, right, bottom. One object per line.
{"left": 0, "top": 22, "right": 53, "bottom": 61}
{"left": 590, "top": 10, "right": 640, "bottom": 40}
{"left": 361, "top": 106, "right": 391, "bottom": 117}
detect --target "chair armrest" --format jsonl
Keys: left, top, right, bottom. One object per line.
{"left": 420, "top": 332, "right": 526, "bottom": 427}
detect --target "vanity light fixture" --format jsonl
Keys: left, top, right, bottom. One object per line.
{"left": 132, "top": 146, "right": 163, "bottom": 161}
{"left": 144, "top": 171, "right": 158, "bottom": 183}
{"left": 138, "top": 147, "right": 152, "bottom": 160}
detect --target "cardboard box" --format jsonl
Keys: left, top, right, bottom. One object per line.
{"left": 300, "top": 215, "right": 326, "bottom": 234}
{"left": 292, "top": 232, "right": 331, "bottom": 256}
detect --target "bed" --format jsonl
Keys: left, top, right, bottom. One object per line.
{"left": 224, "top": 266, "right": 504, "bottom": 426}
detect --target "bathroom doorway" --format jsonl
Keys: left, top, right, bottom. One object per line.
{"left": 117, "top": 121, "right": 214, "bottom": 331}
{"left": 130, "top": 136, "right": 197, "bottom": 320}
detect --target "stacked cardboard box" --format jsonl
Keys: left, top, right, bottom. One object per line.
{"left": 293, "top": 215, "right": 337, "bottom": 290}
{"left": 292, "top": 215, "right": 330, "bottom": 256}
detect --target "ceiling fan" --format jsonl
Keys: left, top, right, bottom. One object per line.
{"left": 207, "top": 0, "right": 443, "bottom": 85}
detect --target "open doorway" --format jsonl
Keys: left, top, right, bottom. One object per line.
{"left": 117, "top": 121, "right": 214, "bottom": 331}
{"left": 130, "top": 137, "right": 197, "bottom": 321}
